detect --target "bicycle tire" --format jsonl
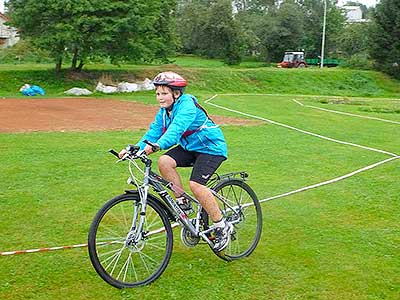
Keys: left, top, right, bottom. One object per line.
{"left": 88, "top": 193, "right": 173, "bottom": 288}
{"left": 208, "top": 178, "right": 262, "bottom": 261}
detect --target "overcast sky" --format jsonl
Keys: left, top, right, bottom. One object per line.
{"left": 338, "top": 0, "right": 378, "bottom": 6}
{"left": 0, "top": 0, "right": 380, "bottom": 14}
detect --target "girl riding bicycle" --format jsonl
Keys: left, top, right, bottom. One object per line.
{"left": 119, "top": 71, "right": 233, "bottom": 252}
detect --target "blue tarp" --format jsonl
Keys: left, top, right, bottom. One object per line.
{"left": 20, "top": 85, "right": 46, "bottom": 96}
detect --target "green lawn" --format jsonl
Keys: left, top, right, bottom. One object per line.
{"left": 0, "top": 92, "right": 399, "bottom": 299}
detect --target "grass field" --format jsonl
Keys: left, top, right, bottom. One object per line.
{"left": 0, "top": 90, "right": 399, "bottom": 299}
{"left": 1, "top": 60, "right": 400, "bottom": 98}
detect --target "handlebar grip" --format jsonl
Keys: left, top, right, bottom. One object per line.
{"left": 143, "top": 140, "right": 160, "bottom": 152}
{"left": 109, "top": 149, "right": 120, "bottom": 158}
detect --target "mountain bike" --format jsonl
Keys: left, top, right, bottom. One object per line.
{"left": 88, "top": 141, "right": 262, "bottom": 288}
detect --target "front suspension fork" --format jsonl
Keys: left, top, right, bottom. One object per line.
{"left": 125, "top": 186, "right": 149, "bottom": 246}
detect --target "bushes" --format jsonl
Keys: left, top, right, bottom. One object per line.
{"left": 0, "top": 39, "right": 53, "bottom": 64}
{"left": 341, "top": 53, "right": 373, "bottom": 70}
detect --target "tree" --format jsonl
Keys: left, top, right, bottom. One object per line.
{"left": 369, "top": 0, "right": 400, "bottom": 78}
{"left": 235, "top": 8, "right": 270, "bottom": 58}
{"left": 176, "top": 0, "right": 209, "bottom": 55}
{"left": 256, "top": 0, "right": 305, "bottom": 62}
{"left": 6, "top": 0, "right": 178, "bottom": 72}
{"left": 336, "top": 23, "right": 371, "bottom": 57}
{"left": 233, "top": 0, "right": 276, "bottom": 12}
{"left": 205, "top": 0, "right": 244, "bottom": 64}
{"left": 177, "top": 0, "right": 244, "bottom": 64}
{"left": 234, "top": 0, "right": 346, "bottom": 62}
{"left": 154, "top": 0, "right": 179, "bottom": 62}
{"left": 300, "top": 0, "right": 346, "bottom": 58}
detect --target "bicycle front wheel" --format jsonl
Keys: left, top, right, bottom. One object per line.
{"left": 88, "top": 193, "right": 173, "bottom": 288}
{"left": 212, "top": 179, "right": 262, "bottom": 260}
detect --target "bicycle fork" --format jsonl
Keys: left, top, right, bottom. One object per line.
{"left": 124, "top": 185, "right": 149, "bottom": 248}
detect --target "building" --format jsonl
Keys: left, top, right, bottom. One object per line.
{"left": 0, "top": 12, "right": 19, "bottom": 48}
{"left": 342, "top": 6, "right": 368, "bottom": 23}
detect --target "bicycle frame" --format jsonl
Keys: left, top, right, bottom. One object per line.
{"left": 122, "top": 153, "right": 210, "bottom": 246}
{"left": 122, "top": 152, "right": 242, "bottom": 248}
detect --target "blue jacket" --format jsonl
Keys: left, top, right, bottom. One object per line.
{"left": 137, "top": 94, "right": 227, "bottom": 158}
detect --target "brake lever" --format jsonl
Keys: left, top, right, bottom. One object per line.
{"left": 143, "top": 140, "right": 160, "bottom": 152}
{"left": 136, "top": 149, "right": 146, "bottom": 157}
{"left": 122, "top": 150, "right": 146, "bottom": 162}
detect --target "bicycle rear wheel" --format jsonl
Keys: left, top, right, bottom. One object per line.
{"left": 210, "top": 178, "right": 262, "bottom": 260}
{"left": 88, "top": 193, "right": 173, "bottom": 288}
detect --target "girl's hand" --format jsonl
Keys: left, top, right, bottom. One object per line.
{"left": 118, "top": 149, "right": 127, "bottom": 159}
{"left": 144, "top": 145, "right": 154, "bottom": 155}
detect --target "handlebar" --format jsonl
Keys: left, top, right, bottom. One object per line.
{"left": 108, "top": 145, "right": 140, "bottom": 161}
{"left": 109, "top": 140, "right": 159, "bottom": 163}
{"left": 108, "top": 149, "right": 120, "bottom": 158}
{"left": 109, "top": 142, "right": 155, "bottom": 161}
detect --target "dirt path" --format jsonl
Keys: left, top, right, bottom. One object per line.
{"left": 0, "top": 98, "right": 260, "bottom": 133}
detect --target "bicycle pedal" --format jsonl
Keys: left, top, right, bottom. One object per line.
{"left": 177, "top": 199, "right": 194, "bottom": 214}
{"left": 178, "top": 204, "right": 194, "bottom": 215}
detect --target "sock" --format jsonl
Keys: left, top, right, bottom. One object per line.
{"left": 214, "top": 218, "right": 225, "bottom": 229}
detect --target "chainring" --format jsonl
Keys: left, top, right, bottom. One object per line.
{"left": 180, "top": 227, "right": 200, "bottom": 247}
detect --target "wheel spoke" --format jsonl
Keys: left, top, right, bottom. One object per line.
{"left": 107, "top": 248, "right": 124, "bottom": 276}
{"left": 210, "top": 179, "right": 262, "bottom": 260}
{"left": 98, "top": 247, "right": 125, "bottom": 259}
{"left": 96, "top": 236, "right": 125, "bottom": 243}
{"left": 146, "top": 241, "right": 167, "bottom": 251}
{"left": 130, "top": 254, "right": 139, "bottom": 282}
{"left": 88, "top": 195, "right": 173, "bottom": 288}
{"left": 138, "top": 251, "right": 158, "bottom": 274}
{"left": 117, "top": 253, "right": 131, "bottom": 281}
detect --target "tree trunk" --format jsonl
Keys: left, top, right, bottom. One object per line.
{"left": 77, "top": 60, "right": 84, "bottom": 71}
{"left": 71, "top": 47, "right": 78, "bottom": 70}
{"left": 55, "top": 56, "right": 62, "bottom": 74}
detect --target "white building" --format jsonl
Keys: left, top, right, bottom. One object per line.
{"left": 342, "top": 6, "right": 368, "bottom": 23}
{"left": 0, "top": 12, "right": 19, "bottom": 48}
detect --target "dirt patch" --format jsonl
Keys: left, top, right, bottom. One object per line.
{"left": 0, "top": 98, "right": 261, "bottom": 133}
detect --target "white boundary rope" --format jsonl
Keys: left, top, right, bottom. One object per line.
{"left": 292, "top": 99, "right": 400, "bottom": 125}
{"left": 2, "top": 93, "right": 398, "bottom": 256}
{"left": 0, "top": 242, "right": 115, "bottom": 256}
{"left": 0, "top": 226, "right": 181, "bottom": 257}
{"left": 258, "top": 156, "right": 399, "bottom": 203}
{"left": 220, "top": 93, "right": 400, "bottom": 102}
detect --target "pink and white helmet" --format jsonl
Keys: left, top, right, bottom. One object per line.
{"left": 152, "top": 71, "right": 187, "bottom": 89}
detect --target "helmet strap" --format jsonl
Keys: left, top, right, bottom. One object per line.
{"left": 167, "top": 89, "right": 182, "bottom": 111}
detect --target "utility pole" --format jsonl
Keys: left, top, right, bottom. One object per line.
{"left": 320, "top": 0, "right": 327, "bottom": 68}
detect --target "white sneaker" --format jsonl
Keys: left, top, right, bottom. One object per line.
{"left": 213, "top": 221, "right": 233, "bottom": 252}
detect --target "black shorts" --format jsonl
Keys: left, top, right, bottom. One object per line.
{"left": 164, "top": 145, "right": 226, "bottom": 185}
